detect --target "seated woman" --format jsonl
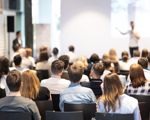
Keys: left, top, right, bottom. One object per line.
{"left": 127, "top": 64, "right": 150, "bottom": 95}
{"left": 120, "top": 51, "right": 131, "bottom": 71}
{"left": 98, "top": 73, "right": 141, "bottom": 120}
{"left": 21, "top": 70, "right": 51, "bottom": 101}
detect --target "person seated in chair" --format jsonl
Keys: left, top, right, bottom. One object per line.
{"left": 81, "top": 62, "right": 104, "bottom": 98}
{"left": 41, "top": 60, "right": 71, "bottom": 94}
{"left": 0, "top": 70, "right": 41, "bottom": 120}
{"left": 59, "top": 64, "right": 97, "bottom": 111}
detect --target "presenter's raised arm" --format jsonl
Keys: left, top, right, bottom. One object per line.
{"left": 116, "top": 28, "right": 127, "bottom": 35}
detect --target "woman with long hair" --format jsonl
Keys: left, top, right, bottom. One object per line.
{"left": 127, "top": 64, "right": 149, "bottom": 95}
{"left": 25, "top": 48, "right": 35, "bottom": 67}
{"left": 98, "top": 73, "right": 141, "bottom": 120}
{"left": 21, "top": 70, "right": 51, "bottom": 101}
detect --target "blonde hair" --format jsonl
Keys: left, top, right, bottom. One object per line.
{"left": 109, "top": 49, "right": 118, "bottom": 62}
{"left": 21, "top": 70, "right": 40, "bottom": 99}
{"left": 73, "top": 61, "right": 84, "bottom": 73}
{"left": 102, "top": 54, "right": 110, "bottom": 62}
{"left": 25, "top": 48, "right": 32, "bottom": 58}
{"left": 77, "top": 55, "right": 88, "bottom": 70}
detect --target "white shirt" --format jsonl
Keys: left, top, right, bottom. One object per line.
{"left": 80, "top": 74, "right": 89, "bottom": 82}
{"left": 0, "top": 75, "right": 9, "bottom": 96}
{"left": 128, "top": 57, "right": 140, "bottom": 64}
{"left": 128, "top": 30, "right": 139, "bottom": 47}
{"left": 66, "top": 52, "right": 77, "bottom": 63}
{"left": 41, "top": 77, "right": 71, "bottom": 94}
{"left": 28, "top": 57, "right": 36, "bottom": 67}
{"left": 127, "top": 69, "right": 150, "bottom": 85}
{"left": 101, "top": 70, "right": 111, "bottom": 81}
{"left": 119, "top": 61, "right": 132, "bottom": 71}
{"left": 48, "top": 56, "right": 58, "bottom": 64}
{"left": 98, "top": 94, "right": 141, "bottom": 120}
{"left": 9, "top": 67, "right": 29, "bottom": 74}
{"left": 21, "top": 57, "right": 33, "bottom": 69}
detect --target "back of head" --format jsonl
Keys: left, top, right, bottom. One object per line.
{"left": 130, "top": 64, "right": 147, "bottom": 88}
{"left": 73, "top": 61, "right": 84, "bottom": 72}
{"left": 138, "top": 57, "right": 148, "bottom": 69}
{"left": 51, "top": 60, "right": 64, "bottom": 74}
{"left": 19, "top": 48, "right": 26, "bottom": 57}
{"left": 53, "top": 47, "right": 59, "bottom": 55}
{"left": 102, "top": 54, "right": 110, "bottom": 61}
{"left": 101, "top": 73, "right": 123, "bottom": 113}
{"left": 92, "top": 62, "right": 104, "bottom": 77}
{"left": 109, "top": 49, "right": 117, "bottom": 61}
{"left": 133, "top": 50, "right": 140, "bottom": 57}
{"left": 25, "top": 48, "right": 32, "bottom": 58}
{"left": 16, "top": 31, "right": 21, "bottom": 36}
{"left": 69, "top": 45, "right": 74, "bottom": 52}
{"left": 68, "top": 64, "right": 83, "bottom": 83}
{"left": 102, "top": 58, "right": 111, "bottom": 70}
{"left": 14, "top": 54, "right": 22, "bottom": 66}
{"left": 90, "top": 53, "right": 100, "bottom": 64}
{"left": 21, "top": 70, "right": 40, "bottom": 99}
{"left": 59, "top": 55, "right": 70, "bottom": 69}
{"left": 39, "top": 51, "right": 48, "bottom": 62}
{"left": 6, "top": 70, "right": 21, "bottom": 92}
{"left": 40, "top": 46, "right": 48, "bottom": 53}
{"left": 142, "top": 49, "right": 148, "bottom": 58}
{"left": 13, "top": 44, "right": 20, "bottom": 52}
{"left": 148, "top": 52, "right": 150, "bottom": 63}
{"left": 0, "top": 57, "right": 9, "bottom": 79}
{"left": 122, "top": 51, "right": 129, "bottom": 62}
{"left": 77, "top": 55, "right": 88, "bottom": 70}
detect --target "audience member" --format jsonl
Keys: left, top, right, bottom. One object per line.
{"left": 41, "top": 60, "right": 70, "bottom": 94}
{"left": 40, "top": 46, "right": 49, "bottom": 53}
{"left": 36, "top": 51, "right": 51, "bottom": 77}
{"left": 90, "top": 53, "right": 100, "bottom": 64}
{"left": 0, "top": 57, "right": 10, "bottom": 96}
{"left": 101, "top": 59, "right": 111, "bottom": 81}
{"left": 0, "top": 70, "right": 41, "bottom": 120}
{"left": 21, "top": 70, "right": 50, "bottom": 101}
{"left": 66, "top": 45, "right": 77, "bottom": 63}
{"left": 10, "top": 55, "right": 29, "bottom": 74}
{"left": 141, "top": 49, "right": 148, "bottom": 58}
{"left": 98, "top": 73, "right": 141, "bottom": 120}
{"left": 11, "top": 44, "right": 20, "bottom": 61}
{"left": 81, "top": 62, "right": 104, "bottom": 97}
{"left": 73, "top": 61, "right": 89, "bottom": 82}
{"left": 119, "top": 51, "right": 132, "bottom": 71}
{"left": 19, "top": 48, "right": 33, "bottom": 69}
{"left": 109, "top": 49, "right": 120, "bottom": 73}
{"left": 129, "top": 50, "right": 140, "bottom": 64}
{"left": 148, "top": 52, "right": 150, "bottom": 70}
{"left": 48, "top": 47, "right": 59, "bottom": 63}
{"left": 59, "top": 64, "right": 97, "bottom": 111}
{"left": 127, "top": 64, "right": 150, "bottom": 96}
{"left": 25, "top": 48, "right": 36, "bottom": 67}
{"left": 59, "top": 55, "right": 70, "bottom": 80}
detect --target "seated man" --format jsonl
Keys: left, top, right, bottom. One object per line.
{"left": 129, "top": 50, "right": 140, "bottom": 64}
{"left": 66, "top": 45, "right": 77, "bottom": 63}
{"left": 41, "top": 60, "right": 71, "bottom": 94}
{"left": 59, "top": 55, "right": 70, "bottom": 80}
{"left": 10, "top": 54, "right": 29, "bottom": 74}
{"left": 59, "top": 64, "right": 97, "bottom": 111}
{"left": 0, "top": 70, "right": 41, "bottom": 120}
{"left": 81, "top": 62, "right": 104, "bottom": 97}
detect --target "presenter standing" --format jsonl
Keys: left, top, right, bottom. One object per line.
{"left": 13, "top": 31, "right": 22, "bottom": 48}
{"left": 117, "top": 21, "right": 140, "bottom": 57}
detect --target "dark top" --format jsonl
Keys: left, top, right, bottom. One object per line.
{"left": 34, "top": 86, "right": 50, "bottom": 101}
{"left": 113, "top": 62, "right": 119, "bottom": 73}
{"left": 61, "top": 72, "right": 70, "bottom": 81}
{"left": 13, "top": 38, "right": 21, "bottom": 46}
{"left": 81, "top": 79, "right": 103, "bottom": 96}
{"left": 84, "top": 63, "right": 92, "bottom": 79}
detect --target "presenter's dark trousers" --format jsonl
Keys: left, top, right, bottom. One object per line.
{"left": 129, "top": 47, "right": 139, "bottom": 58}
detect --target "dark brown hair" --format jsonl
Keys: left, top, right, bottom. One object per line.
{"left": 6, "top": 70, "right": 21, "bottom": 92}
{"left": 68, "top": 64, "right": 83, "bottom": 83}
{"left": 53, "top": 47, "right": 59, "bottom": 55}
{"left": 141, "top": 49, "right": 148, "bottom": 58}
{"left": 51, "top": 60, "right": 64, "bottom": 74}
{"left": 92, "top": 62, "right": 104, "bottom": 77}
{"left": 122, "top": 51, "right": 128, "bottom": 62}
{"left": 59, "top": 55, "right": 70, "bottom": 69}
{"left": 130, "top": 64, "right": 147, "bottom": 88}
{"left": 39, "top": 51, "right": 49, "bottom": 62}
{"left": 102, "top": 58, "right": 111, "bottom": 69}
{"left": 69, "top": 45, "right": 75, "bottom": 51}
{"left": 133, "top": 50, "right": 140, "bottom": 57}
{"left": 90, "top": 53, "right": 100, "bottom": 63}
{"left": 0, "top": 57, "right": 9, "bottom": 79}
{"left": 138, "top": 57, "right": 148, "bottom": 69}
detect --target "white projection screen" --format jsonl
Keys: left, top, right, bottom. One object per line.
{"left": 60, "top": 0, "right": 150, "bottom": 58}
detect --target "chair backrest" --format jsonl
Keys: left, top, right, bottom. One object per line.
{"left": 139, "top": 102, "right": 149, "bottom": 120}
{"left": 113, "top": 62, "right": 119, "bottom": 73}
{"left": 90, "top": 82, "right": 102, "bottom": 96}
{"left": 0, "top": 112, "right": 32, "bottom": 120}
{"left": 117, "top": 72, "right": 129, "bottom": 79}
{"left": 0, "top": 88, "right": 6, "bottom": 99}
{"left": 35, "top": 100, "right": 53, "bottom": 120}
{"left": 37, "top": 71, "right": 43, "bottom": 82}
{"left": 64, "top": 103, "right": 96, "bottom": 120}
{"left": 95, "top": 112, "right": 134, "bottom": 120}
{"left": 46, "top": 111, "right": 83, "bottom": 120}
{"left": 51, "top": 94, "right": 60, "bottom": 111}
{"left": 37, "top": 70, "right": 49, "bottom": 80}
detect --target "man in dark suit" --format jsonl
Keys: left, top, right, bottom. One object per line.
{"left": 13, "top": 31, "right": 22, "bottom": 47}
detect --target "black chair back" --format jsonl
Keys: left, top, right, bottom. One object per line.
{"left": 0, "top": 88, "right": 6, "bottom": 98}
{"left": 0, "top": 112, "right": 32, "bottom": 120}
{"left": 139, "top": 102, "right": 149, "bottom": 120}
{"left": 113, "top": 62, "right": 119, "bottom": 73}
{"left": 95, "top": 112, "right": 134, "bottom": 120}
{"left": 117, "top": 71, "right": 129, "bottom": 79}
{"left": 64, "top": 103, "right": 96, "bottom": 120}
{"left": 46, "top": 111, "right": 83, "bottom": 120}
{"left": 51, "top": 94, "right": 60, "bottom": 111}
{"left": 37, "top": 70, "right": 49, "bottom": 80}
{"left": 35, "top": 100, "right": 53, "bottom": 120}
{"left": 37, "top": 71, "right": 43, "bottom": 82}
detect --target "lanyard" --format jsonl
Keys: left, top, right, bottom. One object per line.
{"left": 51, "top": 75, "right": 61, "bottom": 79}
